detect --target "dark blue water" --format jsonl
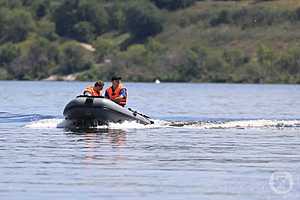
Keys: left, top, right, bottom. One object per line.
{"left": 0, "top": 81, "right": 300, "bottom": 199}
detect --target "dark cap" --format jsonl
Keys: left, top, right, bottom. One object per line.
{"left": 111, "top": 76, "right": 122, "bottom": 81}
{"left": 94, "top": 80, "right": 104, "bottom": 87}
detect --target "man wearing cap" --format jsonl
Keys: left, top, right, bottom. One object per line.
{"left": 105, "top": 76, "right": 127, "bottom": 107}
{"left": 83, "top": 80, "right": 104, "bottom": 96}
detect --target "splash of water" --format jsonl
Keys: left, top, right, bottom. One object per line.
{"left": 25, "top": 119, "right": 65, "bottom": 129}
{"left": 25, "top": 118, "right": 165, "bottom": 129}
{"left": 104, "top": 119, "right": 165, "bottom": 130}
{"left": 24, "top": 118, "right": 300, "bottom": 130}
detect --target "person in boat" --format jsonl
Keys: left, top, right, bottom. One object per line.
{"left": 83, "top": 80, "right": 104, "bottom": 96}
{"left": 105, "top": 76, "right": 127, "bottom": 107}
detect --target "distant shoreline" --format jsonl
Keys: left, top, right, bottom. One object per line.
{"left": 1, "top": 1, "right": 300, "bottom": 84}
{"left": 1, "top": 79, "right": 300, "bottom": 85}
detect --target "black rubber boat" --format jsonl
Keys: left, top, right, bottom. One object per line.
{"left": 63, "top": 96, "right": 154, "bottom": 126}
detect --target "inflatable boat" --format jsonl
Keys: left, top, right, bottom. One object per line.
{"left": 63, "top": 96, "right": 154, "bottom": 126}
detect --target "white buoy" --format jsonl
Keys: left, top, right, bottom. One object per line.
{"left": 155, "top": 79, "right": 160, "bottom": 84}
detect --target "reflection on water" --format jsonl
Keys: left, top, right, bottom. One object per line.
{"left": 65, "top": 128, "right": 127, "bottom": 146}
{"left": 65, "top": 128, "right": 127, "bottom": 163}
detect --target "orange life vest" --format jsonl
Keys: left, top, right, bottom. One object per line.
{"left": 84, "top": 86, "right": 101, "bottom": 96}
{"left": 106, "top": 84, "right": 127, "bottom": 106}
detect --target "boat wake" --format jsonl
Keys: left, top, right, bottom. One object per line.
{"left": 3, "top": 111, "right": 300, "bottom": 130}
{"left": 25, "top": 118, "right": 66, "bottom": 129}
{"left": 168, "top": 119, "right": 300, "bottom": 129}
{"left": 25, "top": 119, "right": 161, "bottom": 129}
{"left": 24, "top": 118, "right": 300, "bottom": 130}
{"left": 0, "top": 112, "right": 56, "bottom": 124}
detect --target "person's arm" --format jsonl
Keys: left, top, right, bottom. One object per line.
{"left": 104, "top": 90, "right": 109, "bottom": 98}
{"left": 83, "top": 91, "right": 92, "bottom": 96}
{"left": 113, "top": 88, "right": 127, "bottom": 103}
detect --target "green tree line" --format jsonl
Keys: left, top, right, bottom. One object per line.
{"left": 1, "top": 0, "right": 300, "bottom": 83}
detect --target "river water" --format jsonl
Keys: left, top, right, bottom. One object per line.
{"left": 0, "top": 81, "right": 299, "bottom": 200}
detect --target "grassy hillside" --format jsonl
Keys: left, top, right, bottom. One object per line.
{"left": 1, "top": 0, "right": 300, "bottom": 83}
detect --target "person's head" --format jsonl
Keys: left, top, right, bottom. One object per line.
{"left": 94, "top": 80, "right": 104, "bottom": 91}
{"left": 111, "top": 76, "right": 122, "bottom": 88}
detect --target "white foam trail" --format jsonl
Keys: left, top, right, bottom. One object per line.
{"left": 185, "top": 120, "right": 300, "bottom": 129}
{"left": 25, "top": 118, "right": 300, "bottom": 130}
{"left": 25, "top": 118, "right": 167, "bottom": 130}
{"left": 103, "top": 119, "right": 167, "bottom": 130}
{"left": 25, "top": 119, "right": 64, "bottom": 129}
